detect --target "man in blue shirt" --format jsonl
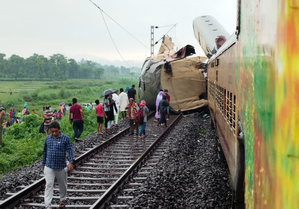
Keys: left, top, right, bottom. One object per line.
{"left": 42, "top": 121, "right": 74, "bottom": 209}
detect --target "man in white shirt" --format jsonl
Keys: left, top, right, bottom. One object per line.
{"left": 112, "top": 90, "right": 120, "bottom": 126}
{"left": 119, "top": 88, "right": 129, "bottom": 120}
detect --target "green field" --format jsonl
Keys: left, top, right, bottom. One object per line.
{"left": 0, "top": 78, "right": 138, "bottom": 175}
{"left": 0, "top": 78, "right": 138, "bottom": 115}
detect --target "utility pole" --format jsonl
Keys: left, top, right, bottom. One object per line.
{"left": 150, "top": 26, "right": 155, "bottom": 57}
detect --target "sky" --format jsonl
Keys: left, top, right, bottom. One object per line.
{"left": 0, "top": 0, "right": 237, "bottom": 67}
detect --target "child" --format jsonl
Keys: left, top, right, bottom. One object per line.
{"left": 95, "top": 99, "right": 107, "bottom": 135}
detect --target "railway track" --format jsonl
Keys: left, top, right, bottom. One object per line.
{"left": 0, "top": 113, "right": 182, "bottom": 209}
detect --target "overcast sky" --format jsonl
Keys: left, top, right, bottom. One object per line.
{"left": 0, "top": 0, "right": 236, "bottom": 67}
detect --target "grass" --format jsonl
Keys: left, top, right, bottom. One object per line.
{"left": 0, "top": 78, "right": 138, "bottom": 115}
{"left": 0, "top": 78, "right": 139, "bottom": 175}
{"left": 197, "top": 128, "right": 206, "bottom": 135}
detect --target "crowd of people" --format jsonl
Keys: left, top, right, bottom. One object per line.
{"left": 0, "top": 84, "right": 173, "bottom": 209}
{"left": 1, "top": 103, "right": 32, "bottom": 135}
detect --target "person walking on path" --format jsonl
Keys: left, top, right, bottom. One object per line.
{"left": 138, "top": 100, "right": 149, "bottom": 139}
{"left": 24, "top": 102, "right": 27, "bottom": 108}
{"left": 112, "top": 90, "right": 120, "bottom": 126}
{"left": 42, "top": 121, "right": 74, "bottom": 209}
{"left": 43, "top": 106, "right": 54, "bottom": 135}
{"left": 157, "top": 95, "right": 169, "bottom": 127}
{"left": 127, "top": 85, "right": 136, "bottom": 101}
{"left": 119, "top": 88, "right": 129, "bottom": 120}
{"left": 60, "top": 105, "right": 64, "bottom": 116}
{"left": 95, "top": 99, "right": 107, "bottom": 134}
{"left": 69, "top": 98, "right": 84, "bottom": 142}
{"left": 63, "top": 104, "right": 66, "bottom": 116}
{"left": 164, "top": 89, "right": 171, "bottom": 119}
{"left": 103, "top": 95, "right": 113, "bottom": 134}
{"left": 153, "top": 90, "right": 164, "bottom": 122}
{"left": 108, "top": 94, "right": 117, "bottom": 128}
{"left": 9, "top": 89, "right": 12, "bottom": 95}
{"left": 126, "top": 98, "right": 139, "bottom": 135}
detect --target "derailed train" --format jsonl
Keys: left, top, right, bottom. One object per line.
{"left": 139, "top": 0, "right": 299, "bottom": 208}
{"left": 138, "top": 37, "right": 207, "bottom": 112}
{"left": 193, "top": 1, "right": 298, "bottom": 209}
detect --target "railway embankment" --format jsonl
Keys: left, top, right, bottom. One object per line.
{"left": 0, "top": 111, "right": 232, "bottom": 208}
{"left": 131, "top": 112, "right": 232, "bottom": 208}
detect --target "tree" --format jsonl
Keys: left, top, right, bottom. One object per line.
{"left": 8, "top": 55, "right": 24, "bottom": 80}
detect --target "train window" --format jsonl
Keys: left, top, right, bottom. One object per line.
{"left": 233, "top": 95, "right": 236, "bottom": 131}
{"left": 216, "top": 70, "right": 218, "bottom": 82}
{"left": 226, "top": 91, "right": 229, "bottom": 122}
{"left": 138, "top": 80, "right": 141, "bottom": 88}
{"left": 223, "top": 89, "right": 226, "bottom": 116}
{"left": 215, "top": 59, "right": 219, "bottom": 66}
{"left": 229, "top": 92, "right": 233, "bottom": 128}
{"left": 211, "top": 62, "right": 214, "bottom": 68}
{"left": 143, "top": 82, "right": 146, "bottom": 91}
{"left": 215, "top": 85, "right": 224, "bottom": 114}
{"left": 224, "top": 91, "right": 237, "bottom": 133}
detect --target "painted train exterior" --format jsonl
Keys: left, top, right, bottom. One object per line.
{"left": 193, "top": 1, "right": 299, "bottom": 208}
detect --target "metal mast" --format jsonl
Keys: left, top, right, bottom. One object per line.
{"left": 150, "top": 26, "right": 155, "bottom": 57}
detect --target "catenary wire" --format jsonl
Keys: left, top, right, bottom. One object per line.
{"left": 89, "top": 0, "right": 148, "bottom": 68}
{"left": 89, "top": 0, "right": 149, "bottom": 50}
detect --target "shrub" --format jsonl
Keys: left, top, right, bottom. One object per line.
{"left": 31, "top": 92, "right": 38, "bottom": 100}
{"left": 22, "top": 95, "right": 33, "bottom": 102}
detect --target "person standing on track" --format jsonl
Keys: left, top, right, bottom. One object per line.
{"left": 164, "top": 89, "right": 170, "bottom": 120}
{"left": 69, "top": 98, "right": 84, "bottom": 142}
{"left": 126, "top": 98, "right": 139, "bottom": 135}
{"left": 42, "top": 121, "right": 74, "bottom": 209}
{"left": 119, "top": 88, "right": 129, "bottom": 120}
{"left": 138, "top": 100, "right": 149, "bottom": 139}
{"left": 112, "top": 90, "right": 120, "bottom": 126}
{"left": 9, "top": 89, "right": 12, "bottom": 95}
{"left": 153, "top": 90, "right": 164, "bottom": 122}
{"left": 103, "top": 95, "right": 113, "bottom": 134}
{"left": 95, "top": 99, "right": 107, "bottom": 134}
{"left": 127, "top": 84, "right": 136, "bottom": 101}
{"left": 157, "top": 94, "right": 169, "bottom": 127}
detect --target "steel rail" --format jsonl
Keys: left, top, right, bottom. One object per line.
{"left": 91, "top": 113, "right": 182, "bottom": 209}
{"left": 0, "top": 112, "right": 155, "bottom": 209}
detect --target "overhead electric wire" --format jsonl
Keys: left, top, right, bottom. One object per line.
{"left": 89, "top": 0, "right": 149, "bottom": 68}
{"left": 155, "top": 24, "right": 177, "bottom": 45}
{"left": 89, "top": 0, "right": 149, "bottom": 50}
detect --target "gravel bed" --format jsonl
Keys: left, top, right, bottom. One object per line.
{"left": 131, "top": 112, "right": 232, "bottom": 209}
{"left": 0, "top": 119, "right": 129, "bottom": 201}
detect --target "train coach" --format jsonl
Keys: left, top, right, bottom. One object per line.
{"left": 193, "top": 1, "right": 299, "bottom": 209}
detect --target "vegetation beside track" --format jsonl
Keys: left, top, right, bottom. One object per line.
{"left": 0, "top": 78, "right": 138, "bottom": 175}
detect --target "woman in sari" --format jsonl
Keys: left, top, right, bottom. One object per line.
{"left": 154, "top": 90, "right": 164, "bottom": 122}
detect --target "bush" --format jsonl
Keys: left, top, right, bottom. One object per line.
{"left": 6, "top": 99, "right": 16, "bottom": 108}
{"left": 31, "top": 92, "right": 38, "bottom": 100}
{"left": 23, "top": 95, "right": 33, "bottom": 102}
{"left": 49, "top": 93, "right": 58, "bottom": 100}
